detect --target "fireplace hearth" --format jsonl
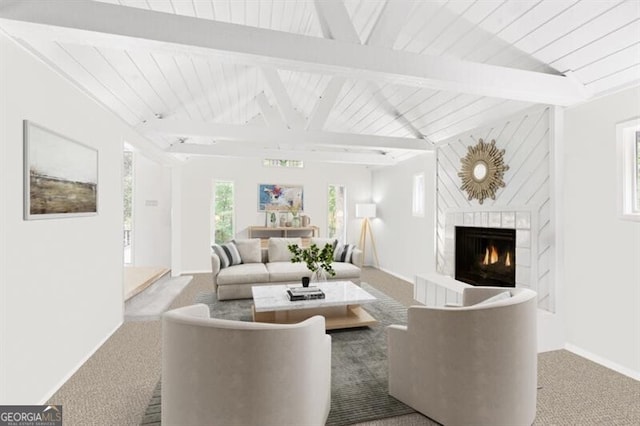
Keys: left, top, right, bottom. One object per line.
{"left": 455, "top": 226, "right": 515, "bottom": 287}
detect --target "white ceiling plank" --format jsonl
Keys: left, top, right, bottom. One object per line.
{"left": 192, "top": 1, "right": 215, "bottom": 20}
{"left": 307, "top": 77, "right": 346, "bottom": 131}
{"left": 141, "top": 119, "right": 432, "bottom": 152}
{"left": 583, "top": 63, "right": 640, "bottom": 94}
{"left": 427, "top": 100, "right": 533, "bottom": 143}
{"left": 15, "top": 37, "right": 142, "bottom": 124}
{"left": 0, "top": 0, "right": 588, "bottom": 105}
{"left": 544, "top": 15, "right": 640, "bottom": 72}
{"left": 314, "top": 0, "right": 361, "bottom": 43}
{"left": 167, "top": 142, "right": 398, "bottom": 166}
{"left": 255, "top": 91, "right": 286, "bottom": 129}
{"left": 509, "top": 0, "right": 623, "bottom": 56}
{"left": 150, "top": 53, "right": 205, "bottom": 120}
{"left": 573, "top": 42, "right": 640, "bottom": 83}
{"left": 261, "top": 67, "right": 306, "bottom": 129}
{"left": 171, "top": 0, "right": 196, "bottom": 18}
{"left": 125, "top": 50, "right": 189, "bottom": 120}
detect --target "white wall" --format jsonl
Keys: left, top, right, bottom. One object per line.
{"left": 434, "top": 106, "right": 555, "bottom": 311}
{"left": 371, "top": 153, "right": 437, "bottom": 282}
{"left": 131, "top": 153, "right": 172, "bottom": 267}
{"left": 563, "top": 86, "right": 640, "bottom": 378}
{"left": 178, "top": 157, "right": 372, "bottom": 273}
{"left": 0, "top": 34, "right": 162, "bottom": 403}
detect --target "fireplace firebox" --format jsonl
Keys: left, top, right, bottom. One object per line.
{"left": 455, "top": 226, "right": 515, "bottom": 287}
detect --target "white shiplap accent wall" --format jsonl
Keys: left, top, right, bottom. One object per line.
{"left": 436, "top": 106, "right": 554, "bottom": 312}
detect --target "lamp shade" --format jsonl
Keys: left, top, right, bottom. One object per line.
{"left": 355, "top": 203, "right": 376, "bottom": 218}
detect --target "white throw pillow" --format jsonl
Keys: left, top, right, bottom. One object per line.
{"left": 268, "top": 238, "right": 302, "bottom": 262}
{"left": 233, "top": 239, "right": 262, "bottom": 263}
{"left": 474, "top": 291, "right": 511, "bottom": 306}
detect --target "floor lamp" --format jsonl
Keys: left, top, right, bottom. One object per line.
{"left": 356, "top": 203, "right": 379, "bottom": 268}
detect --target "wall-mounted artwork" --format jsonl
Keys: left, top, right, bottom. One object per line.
{"left": 258, "top": 184, "right": 304, "bottom": 211}
{"left": 24, "top": 120, "right": 98, "bottom": 220}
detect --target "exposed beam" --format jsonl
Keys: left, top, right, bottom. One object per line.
{"left": 307, "top": 77, "right": 345, "bottom": 131}
{"left": 255, "top": 91, "right": 286, "bottom": 129}
{"left": 141, "top": 119, "right": 431, "bottom": 152}
{"left": 167, "top": 143, "right": 398, "bottom": 166}
{"left": 366, "top": 0, "right": 413, "bottom": 48}
{"left": 260, "top": 68, "right": 305, "bottom": 129}
{"left": 313, "top": 0, "right": 361, "bottom": 43}
{"left": 0, "top": 0, "right": 588, "bottom": 106}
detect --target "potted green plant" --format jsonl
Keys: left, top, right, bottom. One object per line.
{"left": 288, "top": 243, "right": 336, "bottom": 286}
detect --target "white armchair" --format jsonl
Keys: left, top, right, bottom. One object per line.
{"left": 162, "top": 304, "right": 331, "bottom": 426}
{"left": 387, "top": 287, "right": 537, "bottom": 426}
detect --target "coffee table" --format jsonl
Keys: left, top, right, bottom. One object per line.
{"left": 251, "top": 281, "right": 378, "bottom": 330}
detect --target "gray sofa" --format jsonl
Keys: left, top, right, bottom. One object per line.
{"left": 211, "top": 237, "right": 362, "bottom": 300}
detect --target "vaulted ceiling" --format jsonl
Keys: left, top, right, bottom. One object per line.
{"left": 1, "top": 0, "right": 639, "bottom": 165}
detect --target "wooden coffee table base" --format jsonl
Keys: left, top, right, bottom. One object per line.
{"left": 252, "top": 304, "right": 377, "bottom": 330}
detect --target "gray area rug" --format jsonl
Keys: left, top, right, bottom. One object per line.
{"left": 141, "top": 283, "right": 425, "bottom": 426}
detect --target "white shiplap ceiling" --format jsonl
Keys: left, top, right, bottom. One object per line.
{"left": 0, "top": 0, "right": 638, "bottom": 165}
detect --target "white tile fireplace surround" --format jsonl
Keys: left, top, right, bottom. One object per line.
{"left": 427, "top": 207, "right": 555, "bottom": 313}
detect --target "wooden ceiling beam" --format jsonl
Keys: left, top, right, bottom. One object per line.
{"left": 0, "top": 0, "right": 588, "bottom": 106}
{"left": 141, "top": 119, "right": 432, "bottom": 152}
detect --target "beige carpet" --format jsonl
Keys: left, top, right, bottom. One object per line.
{"left": 47, "top": 268, "right": 640, "bottom": 425}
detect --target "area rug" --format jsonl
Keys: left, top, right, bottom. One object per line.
{"left": 141, "top": 283, "right": 426, "bottom": 426}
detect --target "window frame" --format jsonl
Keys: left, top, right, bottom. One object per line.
{"left": 616, "top": 117, "right": 640, "bottom": 222}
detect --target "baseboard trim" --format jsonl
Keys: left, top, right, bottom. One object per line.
{"left": 565, "top": 343, "right": 640, "bottom": 381}
{"left": 371, "top": 266, "right": 414, "bottom": 285}
{"left": 180, "top": 269, "right": 211, "bottom": 275}
{"left": 39, "top": 320, "right": 122, "bottom": 404}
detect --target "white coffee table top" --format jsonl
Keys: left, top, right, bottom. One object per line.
{"left": 252, "top": 281, "right": 377, "bottom": 313}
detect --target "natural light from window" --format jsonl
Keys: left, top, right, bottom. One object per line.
{"left": 213, "top": 181, "right": 234, "bottom": 243}
{"left": 617, "top": 118, "right": 640, "bottom": 221}
{"left": 328, "top": 184, "right": 346, "bottom": 243}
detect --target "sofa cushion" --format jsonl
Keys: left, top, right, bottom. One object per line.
{"left": 212, "top": 242, "right": 242, "bottom": 268}
{"left": 334, "top": 243, "right": 355, "bottom": 262}
{"left": 331, "top": 262, "right": 360, "bottom": 279}
{"left": 268, "top": 238, "right": 302, "bottom": 262}
{"left": 311, "top": 238, "right": 338, "bottom": 250}
{"left": 217, "top": 263, "right": 270, "bottom": 286}
{"left": 233, "top": 239, "right": 262, "bottom": 263}
{"left": 267, "top": 262, "right": 311, "bottom": 282}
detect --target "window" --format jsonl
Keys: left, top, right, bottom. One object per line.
{"left": 412, "top": 173, "right": 425, "bottom": 217}
{"left": 123, "top": 149, "right": 133, "bottom": 264}
{"left": 213, "top": 181, "right": 235, "bottom": 243}
{"left": 263, "top": 159, "right": 304, "bottom": 168}
{"left": 328, "top": 185, "right": 346, "bottom": 243}
{"left": 617, "top": 118, "right": 640, "bottom": 221}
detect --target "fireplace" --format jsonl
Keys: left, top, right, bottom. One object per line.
{"left": 455, "top": 226, "right": 515, "bottom": 287}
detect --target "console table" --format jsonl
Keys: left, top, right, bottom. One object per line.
{"left": 248, "top": 226, "right": 320, "bottom": 247}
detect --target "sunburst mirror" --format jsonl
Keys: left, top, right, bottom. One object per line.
{"left": 458, "top": 139, "right": 509, "bottom": 204}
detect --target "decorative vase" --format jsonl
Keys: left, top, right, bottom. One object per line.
{"left": 311, "top": 268, "right": 328, "bottom": 283}
{"left": 292, "top": 216, "right": 300, "bottom": 227}
{"left": 301, "top": 276, "right": 310, "bottom": 287}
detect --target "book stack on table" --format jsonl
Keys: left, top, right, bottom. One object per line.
{"left": 287, "top": 286, "right": 326, "bottom": 301}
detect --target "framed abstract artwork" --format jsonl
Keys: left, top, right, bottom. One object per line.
{"left": 24, "top": 120, "right": 98, "bottom": 220}
{"left": 258, "top": 184, "right": 304, "bottom": 212}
